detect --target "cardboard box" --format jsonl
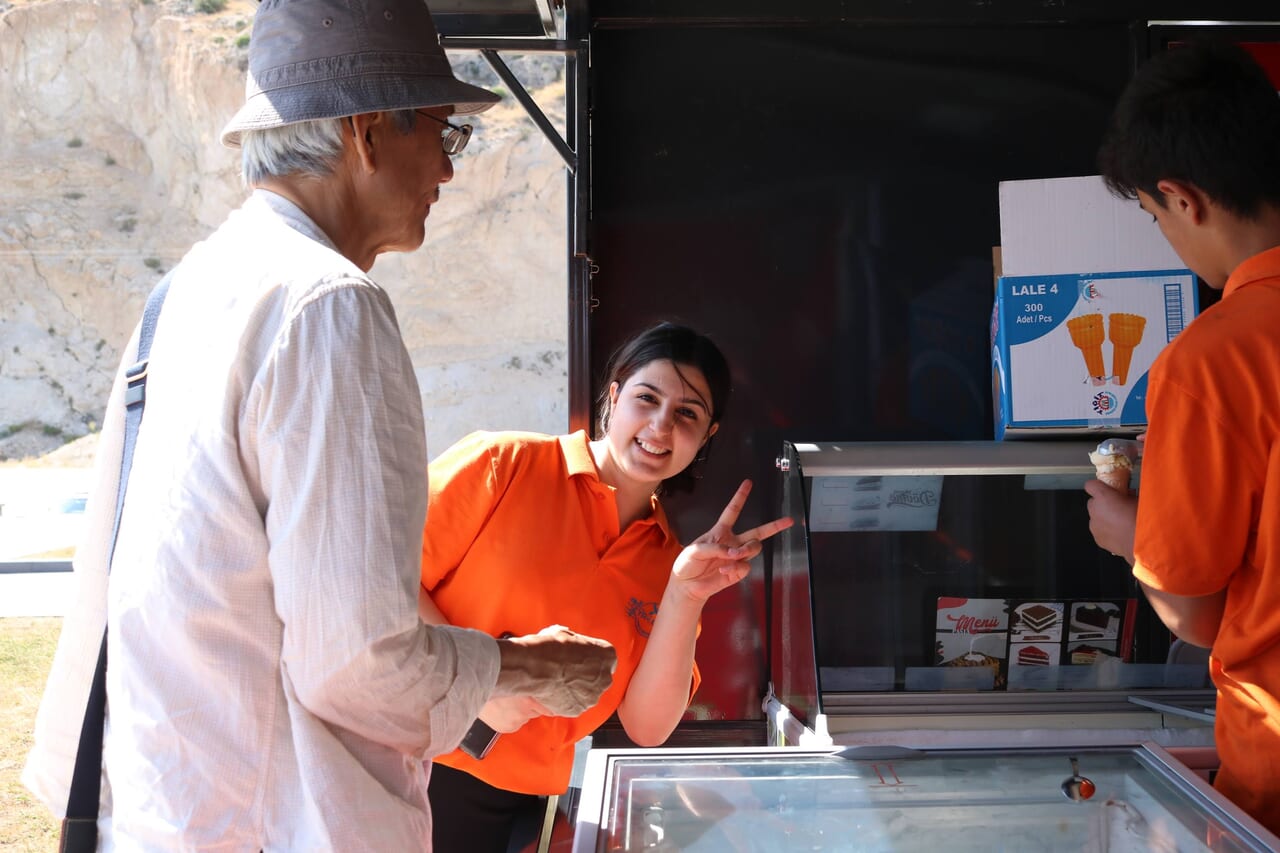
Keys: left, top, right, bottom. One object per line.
{"left": 992, "top": 176, "right": 1199, "bottom": 439}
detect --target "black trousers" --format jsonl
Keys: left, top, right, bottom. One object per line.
{"left": 429, "top": 763, "right": 546, "bottom": 853}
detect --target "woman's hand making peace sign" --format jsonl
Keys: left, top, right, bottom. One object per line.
{"left": 669, "top": 479, "right": 794, "bottom": 603}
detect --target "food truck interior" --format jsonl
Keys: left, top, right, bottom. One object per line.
{"left": 429, "top": 2, "right": 1280, "bottom": 847}
{"left": 433, "top": 0, "right": 1278, "bottom": 758}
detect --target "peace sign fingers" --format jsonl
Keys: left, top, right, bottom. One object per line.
{"left": 735, "top": 515, "right": 795, "bottom": 546}
{"left": 695, "top": 479, "right": 794, "bottom": 549}
{"left": 711, "top": 479, "right": 754, "bottom": 533}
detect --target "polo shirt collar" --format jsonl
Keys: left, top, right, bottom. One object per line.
{"left": 557, "top": 431, "right": 678, "bottom": 546}
{"left": 559, "top": 430, "right": 598, "bottom": 478}
{"left": 1224, "top": 244, "right": 1280, "bottom": 299}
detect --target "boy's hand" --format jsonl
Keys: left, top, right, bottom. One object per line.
{"left": 1084, "top": 479, "right": 1138, "bottom": 565}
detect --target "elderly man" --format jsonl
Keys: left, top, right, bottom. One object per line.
{"left": 24, "top": 0, "right": 615, "bottom": 849}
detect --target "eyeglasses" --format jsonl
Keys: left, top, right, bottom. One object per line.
{"left": 415, "top": 110, "right": 472, "bottom": 156}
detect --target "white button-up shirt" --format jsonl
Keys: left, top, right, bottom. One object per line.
{"left": 24, "top": 190, "right": 500, "bottom": 850}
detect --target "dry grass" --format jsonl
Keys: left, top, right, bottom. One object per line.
{"left": 14, "top": 548, "right": 75, "bottom": 561}
{"left": 0, "top": 618, "right": 61, "bottom": 852}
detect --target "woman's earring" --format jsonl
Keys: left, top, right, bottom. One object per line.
{"left": 689, "top": 439, "right": 711, "bottom": 480}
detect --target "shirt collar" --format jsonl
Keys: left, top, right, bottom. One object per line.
{"left": 1223, "top": 244, "right": 1280, "bottom": 299}
{"left": 559, "top": 430, "right": 598, "bottom": 478}
{"left": 250, "top": 189, "right": 340, "bottom": 253}
{"left": 557, "top": 431, "right": 677, "bottom": 545}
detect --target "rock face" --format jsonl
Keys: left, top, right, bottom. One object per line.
{"left": 0, "top": 0, "right": 569, "bottom": 461}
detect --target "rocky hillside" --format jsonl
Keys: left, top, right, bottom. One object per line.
{"left": 0, "top": 0, "right": 569, "bottom": 461}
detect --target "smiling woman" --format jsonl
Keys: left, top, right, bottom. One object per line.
{"left": 415, "top": 321, "right": 792, "bottom": 853}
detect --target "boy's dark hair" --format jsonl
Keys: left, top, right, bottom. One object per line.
{"left": 596, "top": 322, "right": 731, "bottom": 496}
{"left": 1098, "top": 40, "right": 1280, "bottom": 218}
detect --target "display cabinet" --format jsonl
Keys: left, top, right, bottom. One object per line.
{"left": 769, "top": 441, "right": 1215, "bottom": 748}
{"left": 571, "top": 744, "right": 1280, "bottom": 852}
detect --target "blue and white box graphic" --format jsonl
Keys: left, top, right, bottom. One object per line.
{"left": 992, "top": 269, "right": 1197, "bottom": 438}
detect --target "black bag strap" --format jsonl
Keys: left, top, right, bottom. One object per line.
{"left": 61, "top": 274, "right": 173, "bottom": 852}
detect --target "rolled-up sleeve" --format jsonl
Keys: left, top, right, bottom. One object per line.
{"left": 251, "top": 280, "right": 499, "bottom": 757}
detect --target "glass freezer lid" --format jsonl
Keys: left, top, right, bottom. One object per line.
{"left": 581, "top": 745, "right": 1276, "bottom": 852}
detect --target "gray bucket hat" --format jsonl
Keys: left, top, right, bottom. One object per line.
{"left": 220, "top": 0, "right": 500, "bottom": 147}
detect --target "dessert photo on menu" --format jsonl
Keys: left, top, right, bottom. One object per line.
{"left": 1010, "top": 601, "right": 1064, "bottom": 642}
{"left": 934, "top": 597, "right": 1010, "bottom": 690}
{"left": 1066, "top": 600, "right": 1128, "bottom": 664}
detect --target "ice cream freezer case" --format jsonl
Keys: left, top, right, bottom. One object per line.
{"left": 570, "top": 743, "right": 1280, "bottom": 852}
{"left": 767, "top": 440, "right": 1217, "bottom": 749}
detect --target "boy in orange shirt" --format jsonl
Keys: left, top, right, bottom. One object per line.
{"left": 1084, "top": 41, "right": 1280, "bottom": 834}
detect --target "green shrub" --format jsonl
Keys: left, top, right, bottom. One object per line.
{"left": 196, "top": 0, "right": 227, "bottom": 13}
{"left": 66, "top": 137, "right": 83, "bottom": 148}
{"left": 144, "top": 257, "right": 163, "bottom": 271}
{"left": 236, "top": 34, "right": 251, "bottom": 48}
{"left": 63, "top": 191, "right": 85, "bottom": 201}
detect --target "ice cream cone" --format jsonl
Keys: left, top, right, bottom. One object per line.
{"left": 1108, "top": 313, "right": 1147, "bottom": 385}
{"left": 1094, "top": 464, "right": 1132, "bottom": 493}
{"left": 1089, "top": 440, "right": 1138, "bottom": 494}
{"left": 1066, "top": 314, "right": 1106, "bottom": 379}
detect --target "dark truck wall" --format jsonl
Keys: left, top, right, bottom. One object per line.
{"left": 580, "top": 4, "right": 1275, "bottom": 724}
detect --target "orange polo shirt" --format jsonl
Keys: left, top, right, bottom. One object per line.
{"left": 421, "top": 430, "right": 698, "bottom": 795}
{"left": 1133, "top": 245, "right": 1280, "bottom": 834}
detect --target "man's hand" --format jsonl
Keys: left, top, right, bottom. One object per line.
{"left": 671, "top": 480, "right": 794, "bottom": 603}
{"left": 493, "top": 625, "right": 616, "bottom": 717}
{"left": 1084, "top": 479, "right": 1138, "bottom": 564}
{"left": 477, "top": 695, "right": 553, "bottom": 733}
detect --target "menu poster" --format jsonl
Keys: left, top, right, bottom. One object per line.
{"left": 935, "top": 597, "right": 1139, "bottom": 691}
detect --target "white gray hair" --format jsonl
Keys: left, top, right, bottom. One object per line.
{"left": 239, "top": 110, "right": 420, "bottom": 185}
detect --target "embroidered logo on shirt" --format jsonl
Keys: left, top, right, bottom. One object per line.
{"left": 626, "top": 597, "right": 659, "bottom": 638}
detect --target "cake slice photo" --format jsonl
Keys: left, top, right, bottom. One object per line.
{"left": 1069, "top": 642, "right": 1118, "bottom": 665}
{"left": 1017, "top": 645, "right": 1052, "bottom": 667}
{"left": 1014, "top": 602, "right": 1063, "bottom": 639}
{"left": 1070, "top": 602, "right": 1120, "bottom": 640}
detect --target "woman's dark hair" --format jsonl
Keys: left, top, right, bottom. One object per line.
{"left": 1098, "top": 40, "right": 1280, "bottom": 218}
{"left": 596, "top": 322, "right": 731, "bottom": 495}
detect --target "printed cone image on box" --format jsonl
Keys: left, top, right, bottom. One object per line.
{"left": 1065, "top": 314, "right": 1106, "bottom": 382}
{"left": 1108, "top": 312, "right": 1147, "bottom": 385}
